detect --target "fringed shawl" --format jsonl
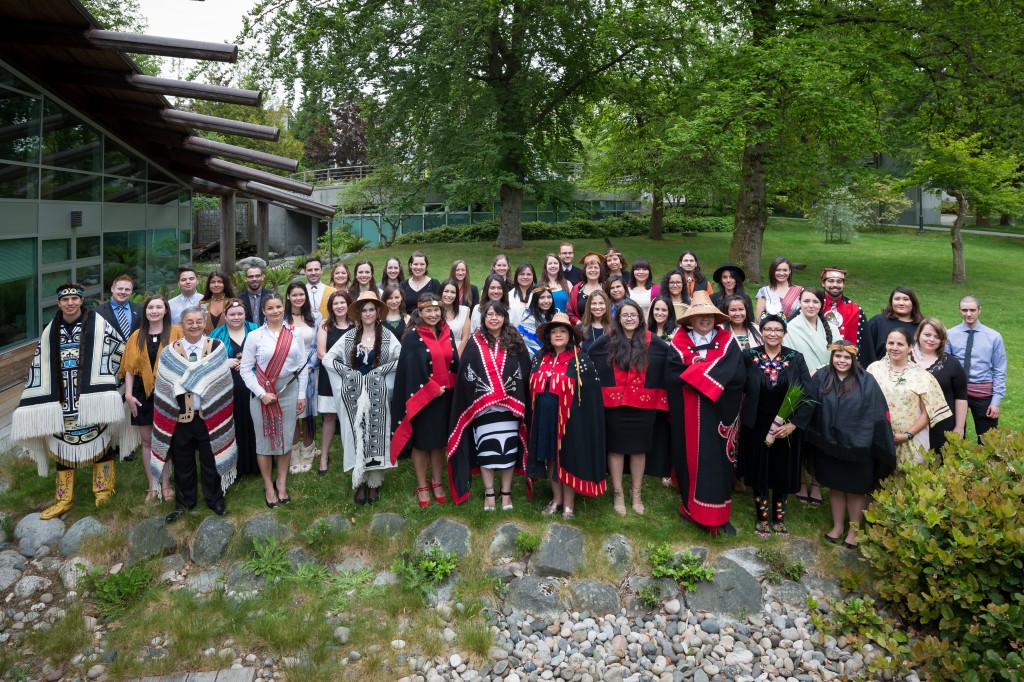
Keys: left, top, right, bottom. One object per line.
{"left": 12, "top": 312, "right": 137, "bottom": 475}
{"left": 118, "top": 326, "right": 185, "bottom": 396}
{"left": 786, "top": 314, "right": 840, "bottom": 375}
{"left": 151, "top": 339, "right": 237, "bottom": 491}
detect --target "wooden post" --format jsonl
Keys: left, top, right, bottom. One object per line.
{"left": 220, "top": 192, "right": 236, "bottom": 273}
{"left": 256, "top": 201, "right": 270, "bottom": 261}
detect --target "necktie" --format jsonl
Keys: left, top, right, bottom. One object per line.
{"left": 189, "top": 351, "right": 198, "bottom": 362}
{"left": 115, "top": 304, "right": 130, "bottom": 338}
{"left": 963, "top": 329, "right": 976, "bottom": 378}
{"left": 251, "top": 294, "right": 260, "bottom": 322}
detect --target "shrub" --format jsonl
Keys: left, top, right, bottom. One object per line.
{"left": 862, "top": 430, "right": 1024, "bottom": 681}
{"left": 636, "top": 584, "right": 662, "bottom": 608}
{"left": 79, "top": 563, "right": 154, "bottom": 617}
{"left": 646, "top": 542, "right": 715, "bottom": 591}
{"left": 515, "top": 531, "right": 542, "bottom": 557}
{"left": 316, "top": 225, "right": 369, "bottom": 258}
{"left": 755, "top": 546, "right": 807, "bottom": 585}
{"left": 392, "top": 546, "right": 458, "bottom": 595}
{"left": 242, "top": 536, "right": 292, "bottom": 582}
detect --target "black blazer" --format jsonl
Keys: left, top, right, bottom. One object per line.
{"left": 94, "top": 300, "right": 142, "bottom": 339}
{"left": 240, "top": 288, "right": 273, "bottom": 326}
{"left": 562, "top": 265, "right": 583, "bottom": 286}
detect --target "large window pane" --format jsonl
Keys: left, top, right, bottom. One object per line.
{"left": 103, "top": 231, "right": 146, "bottom": 291}
{"left": 42, "top": 238, "right": 70, "bottom": 264}
{"left": 104, "top": 139, "right": 145, "bottom": 177}
{"left": 148, "top": 228, "right": 180, "bottom": 293}
{"left": 77, "top": 263, "right": 101, "bottom": 288}
{"left": 0, "top": 238, "right": 37, "bottom": 350}
{"left": 76, "top": 235, "right": 101, "bottom": 259}
{"left": 0, "top": 87, "right": 41, "bottom": 163}
{"left": 40, "top": 168, "right": 102, "bottom": 201}
{"left": 105, "top": 176, "right": 146, "bottom": 203}
{"left": 42, "top": 269, "right": 73, "bottom": 295}
{"left": 148, "top": 183, "right": 180, "bottom": 205}
{"left": 41, "top": 99, "right": 101, "bottom": 172}
{"left": 0, "top": 162, "right": 37, "bottom": 199}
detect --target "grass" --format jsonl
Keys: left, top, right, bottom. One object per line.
{"left": 0, "top": 217, "right": 1020, "bottom": 676}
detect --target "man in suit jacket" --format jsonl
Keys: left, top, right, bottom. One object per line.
{"left": 304, "top": 257, "right": 335, "bottom": 319}
{"left": 558, "top": 242, "right": 583, "bottom": 286}
{"left": 241, "top": 266, "right": 272, "bottom": 326}
{"left": 94, "top": 274, "right": 142, "bottom": 342}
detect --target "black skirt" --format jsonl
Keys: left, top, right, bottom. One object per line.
{"left": 606, "top": 406, "right": 655, "bottom": 455}
{"left": 814, "top": 449, "right": 876, "bottom": 495}
{"left": 129, "top": 380, "right": 154, "bottom": 426}
{"left": 410, "top": 392, "right": 453, "bottom": 451}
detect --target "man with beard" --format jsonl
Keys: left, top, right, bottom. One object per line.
{"left": 819, "top": 267, "right": 874, "bottom": 364}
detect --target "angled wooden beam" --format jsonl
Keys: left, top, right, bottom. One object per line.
{"left": 129, "top": 74, "right": 261, "bottom": 106}
{"left": 161, "top": 108, "right": 279, "bottom": 141}
{"left": 85, "top": 30, "right": 238, "bottom": 62}
{"left": 183, "top": 136, "right": 298, "bottom": 172}
{"left": 244, "top": 182, "right": 337, "bottom": 217}
{"left": 206, "top": 157, "right": 312, "bottom": 195}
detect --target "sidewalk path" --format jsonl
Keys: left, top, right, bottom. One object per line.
{"left": 125, "top": 669, "right": 254, "bottom": 682}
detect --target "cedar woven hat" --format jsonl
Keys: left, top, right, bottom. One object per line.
{"left": 676, "top": 290, "right": 729, "bottom": 326}
{"left": 352, "top": 290, "right": 386, "bottom": 317}
{"left": 536, "top": 312, "right": 583, "bottom": 344}
{"left": 712, "top": 262, "right": 746, "bottom": 285}
{"left": 578, "top": 251, "right": 606, "bottom": 265}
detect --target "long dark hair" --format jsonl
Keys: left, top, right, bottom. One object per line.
{"left": 200, "top": 270, "right": 235, "bottom": 302}
{"left": 799, "top": 288, "right": 833, "bottom": 345}
{"left": 379, "top": 256, "right": 404, "bottom": 289}
{"left": 542, "top": 253, "right": 569, "bottom": 293}
{"left": 882, "top": 286, "right": 923, "bottom": 323}
{"left": 438, "top": 278, "right": 462, "bottom": 316}
{"left": 349, "top": 298, "right": 383, "bottom": 369}
{"left": 323, "top": 290, "right": 354, "bottom": 331}
{"left": 604, "top": 274, "right": 628, "bottom": 302}
{"left": 822, "top": 348, "right": 861, "bottom": 398}
{"left": 526, "top": 287, "right": 556, "bottom": 324}
{"left": 448, "top": 260, "right": 473, "bottom": 308}
{"left": 381, "top": 283, "right": 407, "bottom": 317}
{"left": 677, "top": 251, "right": 705, "bottom": 280}
{"left": 723, "top": 294, "right": 762, "bottom": 345}
{"left": 478, "top": 300, "right": 526, "bottom": 354}
{"left": 607, "top": 299, "right": 648, "bottom": 372}
{"left": 582, "top": 289, "right": 612, "bottom": 332}
{"left": 137, "top": 295, "right": 171, "bottom": 352}
{"left": 629, "top": 258, "right": 653, "bottom": 290}
{"left": 407, "top": 293, "right": 445, "bottom": 337}
{"left": 713, "top": 265, "right": 746, "bottom": 298}
{"left": 349, "top": 260, "right": 376, "bottom": 298}
{"left": 511, "top": 262, "right": 537, "bottom": 304}
{"left": 480, "top": 273, "right": 510, "bottom": 308}
{"left": 767, "top": 256, "right": 794, "bottom": 290}
{"left": 647, "top": 295, "right": 676, "bottom": 338}
{"left": 284, "top": 281, "right": 315, "bottom": 327}
{"left": 660, "top": 269, "right": 685, "bottom": 299}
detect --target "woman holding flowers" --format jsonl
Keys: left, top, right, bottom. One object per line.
{"left": 739, "top": 315, "right": 812, "bottom": 539}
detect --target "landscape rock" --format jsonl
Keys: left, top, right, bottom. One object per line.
{"left": 504, "top": 577, "right": 566, "bottom": 616}
{"left": 801, "top": 573, "right": 844, "bottom": 600}
{"left": 235, "top": 256, "right": 267, "bottom": 272}
{"left": 59, "top": 516, "right": 108, "bottom": 557}
{"left": 624, "top": 577, "right": 681, "bottom": 615}
{"left": 0, "top": 566, "right": 21, "bottom": 592}
{"left": 14, "top": 575, "right": 51, "bottom": 598}
{"left": 226, "top": 563, "right": 261, "bottom": 592}
{"left": 320, "top": 514, "right": 353, "bottom": 534}
{"left": 416, "top": 518, "right": 471, "bottom": 560}
{"left": 489, "top": 522, "right": 522, "bottom": 559}
{"left": 370, "top": 513, "right": 407, "bottom": 539}
{"left": 126, "top": 516, "right": 177, "bottom": 566}
{"left": 685, "top": 557, "right": 763, "bottom": 617}
{"left": 185, "top": 569, "right": 225, "bottom": 596}
{"left": 686, "top": 546, "right": 710, "bottom": 564}
{"left": 287, "top": 547, "right": 318, "bottom": 570}
{"left": 191, "top": 517, "right": 236, "bottom": 564}
{"left": 241, "top": 514, "right": 291, "bottom": 547}
{"left": 334, "top": 557, "right": 370, "bottom": 574}
{"left": 0, "top": 549, "right": 24, "bottom": 569}
{"left": 486, "top": 562, "right": 526, "bottom": 585}
{"left": 767, "top": 579, "right": 810, "bottom": 607}
{"left": 720, "top": 547, "right": 768, "bottom": 578}
{"left": 529, "top": 523, "right": 584, "bottom": 577}
{"left": 569, "top": 580, "right": 621, "bottom": 616}
{"left": 59, "top": 557, "right": 92, "bottom": 591}
{"left": 603, "top": 533, "right": 633, "bottom": 578}
{"left": 14, "top": 513, "right": 66, "bottom": 556}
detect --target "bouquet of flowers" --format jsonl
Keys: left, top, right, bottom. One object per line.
{"left": 764, "top": 383, "right": 814, "bottom": 445}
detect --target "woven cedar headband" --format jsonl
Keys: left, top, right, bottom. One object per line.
{"left": 56, "top": 286, "right": 84, "bottom": 299}
{"left": 820, "top": 267, "right": 848, "bottom": 280}
{"left": 417, "top": 299, "right": 441, "bottom": 310}
{"left": 827, "top": 342, "right": 859, "bottom": 356}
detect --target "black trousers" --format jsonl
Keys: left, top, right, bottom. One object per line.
{"left": 56, "top": 447, "right": 114, "bottom": 471}
{"left": 967, "top": 395, "right": 999, "bottom": 442}
{"left": 168, "top": 416, "right": 224, "bottom": 510}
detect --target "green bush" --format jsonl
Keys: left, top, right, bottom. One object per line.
{"left": 392, "top": 546, "right": 458, "bottom": 595}
{"left": 392, "top": 213, "right": 732, "bottom": 245}
{"left": 646, "top": 542, "right": 715, "bottom": 591}
{"left": 317, "top": 225, "right": 369, "bottom": 258}
{"left": 515, "top": 531, "right": 542, "bottom": 557}
{"left": 862, "top": 430, "right": 1024, "bottom": 681}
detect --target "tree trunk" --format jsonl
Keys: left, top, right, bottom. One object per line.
{"left": 497, "top": 183, "right": 524, "bottom": 248}
{"left": 648, "top": 188, "right": 665, "bottom": 240}
{"left": 950, "top": 189, "right": 967, "bottom": 284}
{"left": 976, "top": 209, "right": 989, "bottom": 227}
{"left": 1000, "top": 213, "right": 1012, "bottom": 226}
{"left": 729, "top": 135, "right": 770, "bottom": 281}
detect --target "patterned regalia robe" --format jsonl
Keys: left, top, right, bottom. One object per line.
{"left": 12, "top": 311, "right": 136, "bottom": 474}
{"left": 323, "top": 326, "right": 401, "bottom": 487}
{"left": 668, "top": 328, "right": 748, "bottom": 533}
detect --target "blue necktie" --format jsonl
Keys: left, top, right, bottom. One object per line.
{"left": 115, "top": 304, "right": 130, "bottom": 339}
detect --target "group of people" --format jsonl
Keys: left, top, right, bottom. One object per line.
{"left": 12, "top": 245, "right": 1007, "bottom": 544}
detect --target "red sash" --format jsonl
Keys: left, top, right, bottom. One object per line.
{"left": 779, "top": 285, "right": 804, "bottom": 318}
{"left": 255, "top": 325, "right": 294, "bottom": 452}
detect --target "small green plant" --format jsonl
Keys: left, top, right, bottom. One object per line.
{"left": 300, "top": 519, "right": 331, "bottom": 546}
{"left": 822, "top": 596, "right": 914, "bottom": 674}
{"left": 636, "top": 584, "right": 661, "bottom": 608}
{"left": 514, "top": 531, "right": 541, "bottom": 557}
{"left": 646, "top": 543, "right": 714, "bottom": 591}
{"left": 78, "top": 563, "right": 154, "bottom": 617}
{"left": 392, "top": 546, "right": 458, "bottom": 595}
{"left": 756, "top": 547, "right": 807, "bottom": 584}
{"left": 290, "top": 562, "right": 331, "bottom": 583}
{"left": 242, "top": 537, "right": 292, "bottom": 582}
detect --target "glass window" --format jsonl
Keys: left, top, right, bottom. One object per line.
{"left": 103, "top": 231, "right": 146, "bottom": 291}
{"left": 41, "top": 99, "right": 101, "bottom": 172}
{"left": 179, "top": 228, "right": 191, "bottom": 245}
{"left": 42, "top": 269, "right": 73, "bottom": 295}
{"left": 0, "top": 87, "right": 42, "bottom": 163}
{"left": 0, "top": 238, "right": 37, "bottom": 349}
{"left": 0, "top": 64, "right": 40, "bottom": 95}
{"left": 148, "top": 229, "right": 180, "bottom": 292}
{"left": 41, "top": 169, "right": 102, "bottom": 201}
{"left": 77, "top": 264, "right": 102, "bottom": 288}
{"left": 104, "top": 140, "right": 144, "bottom": 178}
{"left": 148, "top": 183, "right": 180, "bottom": 205}
{"left": 76, "top": 235, "right": 101, "bottom": 259}
{"left": 0, "top": 163, "right": 38, "bottom": 199}
{"left": 105, "top": 176, "right": 146, "bottom": 203}
{"left": 42, "top": 239, "right": 70, "bottom": 264}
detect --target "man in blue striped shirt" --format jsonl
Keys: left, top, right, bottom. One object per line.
{"left": 946, "top": 296, "right": 1006, "bottom": 440}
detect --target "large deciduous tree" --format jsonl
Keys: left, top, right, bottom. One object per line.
{"left": 245, "top": 0, "right": 688, "bottom": 247}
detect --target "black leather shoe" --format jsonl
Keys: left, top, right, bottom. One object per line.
{"left": 354, "top": 483, "right": 368, "bottom": 505}
{"left": 720, "top": 522, "right": 737, "bottom": 537}
{"left": 165, "top": 508, "right": 187, "bottom": 523}
{"left": 123, "top": 451, "right": 137, "bottom": 462}
{"left": 210, "top": 502, "right": 227, "bottom": 516}
{"left": 367, "top": 486, "right": 380, "bottom": 504}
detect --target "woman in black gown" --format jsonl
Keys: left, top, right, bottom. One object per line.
{"left": 210, "top": 299, "right": 259, "bottom": 476}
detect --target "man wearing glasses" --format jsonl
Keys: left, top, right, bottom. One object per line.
{"left": 241, "top": 266, "right": 272, "bottom": 326}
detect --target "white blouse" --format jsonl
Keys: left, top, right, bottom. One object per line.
{"left": 240, "top": 325, "right": 309, "bottom": 398}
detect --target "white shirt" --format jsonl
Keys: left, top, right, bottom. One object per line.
{"left": 688, "top": 329, "right": 717, "bottom": 359}
{"left": 240, "top": 325, "right": 309, "bottom": 398}
{"left": 168, "top": 292, "right": 203, "bottom": 324}
{"left": 182, "top": 335, "right": 208, "bottom": 410}
{"left": 306, "top": 283, "right": 324, "bottom": 312}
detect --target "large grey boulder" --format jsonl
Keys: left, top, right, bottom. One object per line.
{"left": 369, "top": 513, "right": 407, "bottom": 539}
{"left": 529, "top": 523, "right": 584, "bottom": 578}
{"left": 416, "top": 518, "right": 471, "bottom": 560}
{"left": 504, "top": 577, "right": 566, "bottom": 617}
{"left": 603, "top": 534, "right": 633, "bottom": 578}
{"left": 59, "top": 517, "right": 109, "bottom": 557}
{"left": 191, "top": 517, "right": 236, "bottom": 564}
{"left": 14, "top": 513, "right": 66, "bottom": 556}
{"left": 685, "top": 556, "right": 763, "bottom": 618}
{"left": 766, "top": 579, "right": 809, "bottom": 607}
{"left": 241, "top": 514, "right": 291, "bottom": 548}
{"left": 569, "top": 580, "right": 621, "bottom": 617}
{"left": 126, "top": 516, "right": 177, "bottom": 566}
{"left": 624, "top": 576, "right": 681, "bottom": 615}
{"left": 0, "top": 566, "right": 20, "bottom": 592}
{"left": 319, "top": 515, "right": 353, "bottom": 535}
{"left": 59, "top": 557, "right": 92, "bottom": 591}
{"left": 489, "top": 523, "right": 522, "bottom": 560}
{"left": 235, "top": 256, "right": 267, "bottom": 272}
{"left": 185, "top": 569, "right": 225, "bottom": 596}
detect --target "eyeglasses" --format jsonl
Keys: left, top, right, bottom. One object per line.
{"left": 484, "top": 311, "right": 504, "bottom": 319}
{"left": 620, "top": 313, "right": 639, "bottom": 320}
{"left": 762, "top": 328, "right": 785, "bottom": 335}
